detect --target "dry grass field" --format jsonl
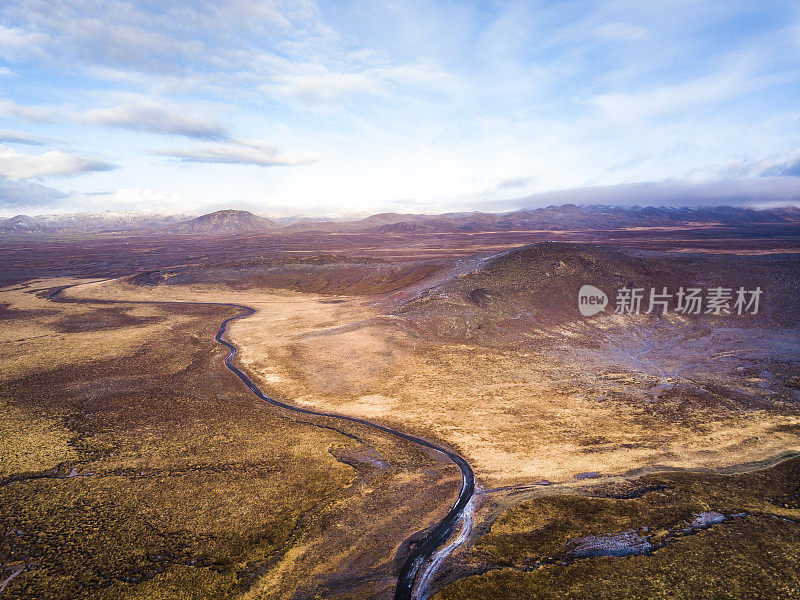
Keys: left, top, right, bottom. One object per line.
{"left": 434, "top": 455, "right": 800, "bottom": 600}
{"left": 0, "top": 280, "right": 460, "bottom": 600}
{"left": 62, "top": 250, "right": 800, "bottom": 489}
{"left": 3, "top": 239, "right": 799, "bottom": 599}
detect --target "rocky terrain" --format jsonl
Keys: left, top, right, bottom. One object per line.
{"left": 394, "top": 242, "right": 800, "bottom": 344}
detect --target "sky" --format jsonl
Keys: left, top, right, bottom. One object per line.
{"left": 1, "top": 0, "right": 800, "bottom": 217}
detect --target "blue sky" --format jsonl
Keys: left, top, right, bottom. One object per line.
{"left": 1, "top": 0, "right": 800, "bottom": 216}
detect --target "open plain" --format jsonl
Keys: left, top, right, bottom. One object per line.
{"left": 2, "top": 207, "right": 800, "bottom": 599}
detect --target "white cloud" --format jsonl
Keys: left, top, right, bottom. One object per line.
{"left": 2, "top": 1, "right": 452, "bottom": 112}
{"left": 0, "top": 177, "right": 66, "bottom": 209}
{"left": 0, "top": 129, "right": 43, "bottom": 145}
{"left": 0, "top": 24, "right": 49, "bottom": 60}
{"left": 760, "top": 155, "right": 800, "bottom": 177}
{"left": 590, "top": 65, "right": 749, "bottom": 121}
{"left": 267, "top": 67, "right": 376, "bottom": 104}
{"left": 0, "top": 0, "right": 309, "bottom": 75}
{"left": 154, "top": 139, "right": 318, "bottom": 166}
{"left": 262, "top": 59, "right": 450, "bottom": 106}
{"left": 0, "top": 145, "right": 116, "bottom": 179}
{"left": 0, "top": 99, "right": 59, "bottom": 123}
{"left": 588, "top": 42, "right": 796, "bottom": 123}
{"left": 1, "top": 98, "right": 231, "bottom": 140}
{"left": 493, "top": 176, "right": 534, "bottom": 190}
{"left": 509, "top": 177, "right": 800, "bottom": 209}
{"left": 90, "top": 188, "right": 194, "bottom": 212}
{"left": 81, "top": 101, "right": 229, "bottom": 139}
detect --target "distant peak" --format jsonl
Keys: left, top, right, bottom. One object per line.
{"left": 167, "top": 209, "right": 275, "bottom": 234}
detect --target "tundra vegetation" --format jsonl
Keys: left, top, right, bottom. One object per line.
{"left": 1, "top": 227, "right": 799, "bottom": 599}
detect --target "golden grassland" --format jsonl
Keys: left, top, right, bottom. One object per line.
{"left": 0, "top": 278, "right": 192, "bottom": 382}
{"left": 0, "top": 279, "right": 460, "bottom": 600}
{"left": 57, "top": 274, "right": 800, "bottom": 600}
{"left": 25, "top": 276, "right": 799, "bottom": 600}
{"left": 434, "top": 455, "right": 800, "bottom": 599}
{"left": 63, "top": 278, "right": 800, "bottom": 490}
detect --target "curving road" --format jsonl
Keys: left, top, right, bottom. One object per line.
{"left": 48, "top": 284, "right": 475, "bottom": 600}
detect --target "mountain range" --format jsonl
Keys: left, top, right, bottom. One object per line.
{"left": 0, "top": 210, "right": 191, "bottom": 236}
{"left": 2, "top": 205, "right": 799, "bottom": 237}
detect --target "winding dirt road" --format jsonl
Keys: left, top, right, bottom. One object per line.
{"left": 48, "top": 284, "right": 476, "bottom": 600}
